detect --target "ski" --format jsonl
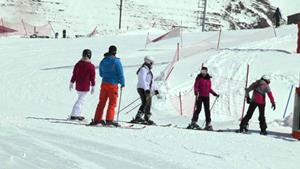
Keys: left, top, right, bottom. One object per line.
{"left": 172, "top": 125, "right": 223, "bottom": 132}
{"left": 123, "top": 121, "right": 172, "bottom": 127}
{"left": 86, "top": 123, "right": 146, "bottom": 130}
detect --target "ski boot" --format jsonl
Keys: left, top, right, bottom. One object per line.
{"left": 187, "top": 121, "right": 201, "bottom": 130}
{"left": 106, "top": 120, "right": 120, "bottom": 127}
{"left": 260, "top": 130, "right": 267, "bottom": 135}
{"left": 130, "top": 116, "right": 145, "bottom": 124}
{"left": 237, "top": 125, "right": 249, "bottom": 133}
{"left": 70, "top": 116, "right": 85, "bottom": 121}
{"left": 88, "top": 119, "right": 106, "bottom": 126}
{"left": 143, "top": 118, "right": 156, "bottom": 125}
{"left": 203, "top": 122, "right": 213, "bottom": 131}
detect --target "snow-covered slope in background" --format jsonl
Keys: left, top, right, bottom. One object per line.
{"left": 1, "top": 0, "right": 298, "bottom": 35}
{"left": 0, "top": 24, "right": 300, "bottom": 169}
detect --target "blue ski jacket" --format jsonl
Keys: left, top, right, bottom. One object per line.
{"left": 99, "top": 54, "right": 125, "bottom": 87}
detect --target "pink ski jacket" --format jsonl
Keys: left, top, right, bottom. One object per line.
{"left": 246, "top": 80, "right": 275, "bottom": 105}
{"left": 194, "top": 74, "right": 217, "bottom": 97}
{"left": 70, "top": 59, "right": 96, "bottom": 92}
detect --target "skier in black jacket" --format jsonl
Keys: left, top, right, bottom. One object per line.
{"left": 273, "top": 8, "right": 282, "bottom": 28}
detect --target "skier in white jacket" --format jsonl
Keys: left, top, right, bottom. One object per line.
{"left": 131, "top": 56, "right": 159, "bottom": 125}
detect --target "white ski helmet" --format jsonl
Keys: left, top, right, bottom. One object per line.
{"left": 261, "top": 75, "right": 271, "bottom": 83}
{"left": 144, "top": 56, "right": 154, "bottom": 64}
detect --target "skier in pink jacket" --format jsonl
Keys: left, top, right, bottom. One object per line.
{"left": 187, "top": 67, "right": 219, "bottom": 130}
{"left": 69, "top": 49, "right": 96, "bottom": 121}
{"left": 239, "top": 75, "right": 276, "bottom": 135}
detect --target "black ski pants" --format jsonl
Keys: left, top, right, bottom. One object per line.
{"left": 191, "top": 96, "right": 211, "bottom": 123}
{"left": 136, "top": 88, "right": 152, "bottom": 120}
{"left": 240, "top": 102, "right": 267, "bottom": 130}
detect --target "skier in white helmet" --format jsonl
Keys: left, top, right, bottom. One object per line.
{"left": 239, "top": 75, "right": 276, "bottom": 135}
{"left": 130, "top": 56, "right": 159, "bottom": 125}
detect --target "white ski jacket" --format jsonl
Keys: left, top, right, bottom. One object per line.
{"left": 137, "top": 65, "right": 157, "bottom": 91}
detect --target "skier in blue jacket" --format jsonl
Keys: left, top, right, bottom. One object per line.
{"left": 90, "top": 45, "right": 125, "bottom": 126}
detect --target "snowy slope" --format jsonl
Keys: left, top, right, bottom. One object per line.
{"left": 1, "top": 0, "right": 296, "bottom": 35}
{"left": 1, "top": 24, "right": 300, "bottom": 169}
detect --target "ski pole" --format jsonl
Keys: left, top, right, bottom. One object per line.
{"left": 210, "top": 96, "right": 219, "bottom": 112}
{"left": 125, "top": 94, "right": 155, "bottom": 115}
{"left": 283, "top": 85, "right": 294, "bottom": 118}
{"left": 119, "top": 97, "right": 140, "bottom": 113}
{"left": 125, "top": 103, "right": 141, "bottom": 114}
{"left": 116, "top": 87, "right": 123, "bottom": 126}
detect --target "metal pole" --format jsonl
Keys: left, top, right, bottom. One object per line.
{"left": 118, "top": 0, "right": 123, "bottom": 29}
{"left": 202, "top": 0, "right": 207, "bottom": 32}
{"left": 119, "top": 97, "right": 140, "bottom": 113}
{"left": 210, "top": 96, "right": 219, "bottom": 112}
{"left": 116, "top": 87, "right": 123, "bottom": 125}
{"left": 283, "top": 85, "right": 294, "bottom": 118}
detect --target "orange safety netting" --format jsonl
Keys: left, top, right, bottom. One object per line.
{"left": 0, "top": 18, "right": 54, "bottom": 37}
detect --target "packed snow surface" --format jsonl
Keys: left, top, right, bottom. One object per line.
{"left": 1, "top": 24, "right": 300, "bottom": 169}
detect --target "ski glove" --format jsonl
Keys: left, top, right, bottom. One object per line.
{"left": 154, "top": 90, "right": 159, "bottom": 95}
{"left": 69, "top": 83, "right": 74, "bottom": 91}
{"left": 271, "top": 103, "right": 276, "bottom": 110}
{"left": 90, "top": 86, "right": 95, "bottom": 95}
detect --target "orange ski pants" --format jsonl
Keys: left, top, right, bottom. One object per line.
{"left": 94, "top": 83, "right": 119, "bottom": 122}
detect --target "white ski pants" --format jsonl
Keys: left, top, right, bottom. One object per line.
{"left": 71, "top": 91, "right": 88, "bottom": 117}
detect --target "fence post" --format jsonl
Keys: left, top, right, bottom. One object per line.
{"left": 217, "top": 28, "right": 222, "bottom": 50}
{"left": 0, "top": 17, "right": 6, "bottom": 37}
{"left": 145, "top": 32, "right": 150, "bottom": 48}
{"left": 21, "top": 19, "right": 28, "bottom": 36}
{"left": 179, "top": 92, "right": 183, "bottom": 116}
{"left": 177, "top": 43, "right": 180, "bottom": 61}
{"left": 240, "top": 64, "right": 250, "bottom": 120}
{"left": 48, "top": 21, "right": 55, "bottom": 34}
{"left": 180, "top": 21, "right": 183, "bottom": 48}
{"left": 1, "top": 17, "right": 3, "bottom": 27}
